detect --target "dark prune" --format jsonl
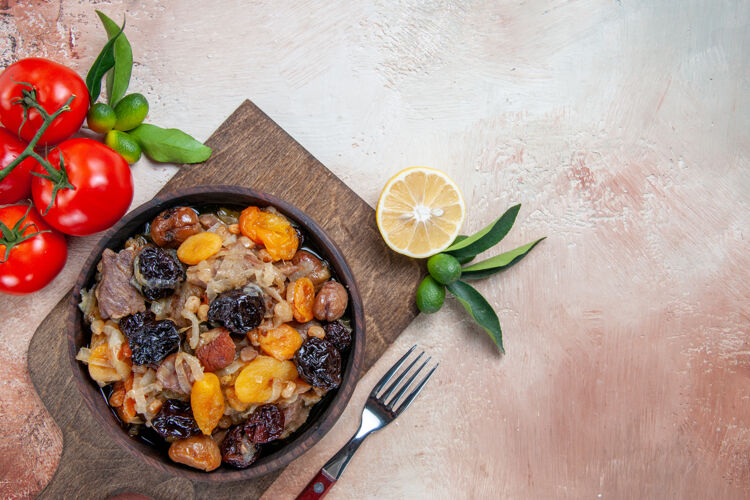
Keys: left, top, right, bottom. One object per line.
{"left": 133, "top": 246, "right": 185, "bottom": 301}
{"left": 151, "top": 399, "right": 201, "bottom": 441}
{"left": 323, "top": 321, "right": 351, "bottom": 352}
{"left": 150, "top": 206, "right": 202, "bottom": 248}
{"left": 294, "top": 337, "right": 341, "bottom": 390}
{"left": 207, "top": 286, "right": 265, "bottom": 335}
{"left": 244, "top": 404, "right": 284, "bottom": 444}
{"left": 220, "top": 424, "right": 260, "bottom": 468}
{"left": 120, "top": 311, "right": 180, "bottom": 365}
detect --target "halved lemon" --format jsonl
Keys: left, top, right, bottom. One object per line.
{"left": 376, "top": 167, "right": 466, "bottom": 258}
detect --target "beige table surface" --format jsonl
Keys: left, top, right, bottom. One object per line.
{"left": 1, "top": 1, "right": 749, "bottom": 499}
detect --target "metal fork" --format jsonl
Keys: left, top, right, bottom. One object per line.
{"left": 296, "top": 345, "right": 438, "bottom": 499}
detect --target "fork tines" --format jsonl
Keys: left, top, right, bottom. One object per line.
{"left": 371, "top": 345, "right": 438, "bottom": 415}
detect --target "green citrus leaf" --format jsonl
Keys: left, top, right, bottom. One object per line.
{"left": 85, "top": 19, "right": 124, "bottom": 104}
{"left": 130, "top": 123, "right": 212, "bottom": 163}
{"left": 460, "top": 237, "right": 545, "bottom": 280}
{"left": 446, "top": 280, "right": 503, "bottom": 353}
{"left": 96, "top": 11, "right": 132, "bottom": 107}
{"left": 445, "top": 204, "right": 520, "bottom": 262}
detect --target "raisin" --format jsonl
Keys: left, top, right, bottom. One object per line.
{"left": 195, "top": 328, "right": 236, "bottom": 372}
{"left": 220, "top": 424, "right": 260, "bottom": 468}
{"left": 294, "top": 337, "right": 341, "bottom": 390}
{"left": 312, "top": 281, "right": 348, "bottom": 322}
{"left": 291, "top": 250, "right": 330, "bottom": 286}
{"left": 323, "top": 321, "right": 351, "bottom": 352}
{"left": 207, "top": 286, "right": 265, "bottom": 335}
{"left": 168, "top": 434, "right": 222, "bottom": 471}
{"left": 150, "top": 206, "right": 202, "bottom": 248}
{"left": 244, "top": 404, "right": 285, "bottom": 444}
{"left": 120, "top": 311, "right": 180, "bottom": 365}
{"left": 133, "top": 246, "right": 185, "bottom": 301}
{"left": 151, "top": 399, "right": 201, "bottom": 441}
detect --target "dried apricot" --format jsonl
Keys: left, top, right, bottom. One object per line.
{"left": 224, "top": 386, "right": 250, "bottom": 412}
{"left": 177, "top": 232, "right": 223, "bottom": 265}
{"left": 290, "top": 277, "right": 315, "bottom": 323}
{"left": 168, "top": 434, "right": 222, "bottom": 471}
{"left": 239, "top": 206, "right": 298, "bottom": 261}
{"left": 114, "top": 374, "right": 137, "bottom": 423}
{"left": 234, "top": 355, "right": 298, "bottom": 404}
{"left": 88, "top": 343, "right": 131, "bottom": 384}
{"left": 190, "top": 372, "right": 225, "bottom": 435}
{"left": 259, "top": 324, "right": 303, "bottom": 361}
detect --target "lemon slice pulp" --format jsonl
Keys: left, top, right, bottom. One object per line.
{"left": 376, "top": 167, "right": 466, "bottom": 258}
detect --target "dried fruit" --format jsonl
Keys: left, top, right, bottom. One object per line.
{"left": 88, "top": 343, "right": 131, "bottom": 383}
{"left": 312, "top": 281, "right": 349, "bottom": 322}
{"left": 323, "top": 321, "right": 352, "bottom": 352}
{"left": 150, "top": 206, "right": 202, "bottom": 248}
{"left": 112, "top": 373, "right": 137, "bottom": 423}
{"left": 133, "top": 246, "right": 185, "bottom": 300}
{"left": 190, "top": 372, "right": 225, "bottom": 435}
{"left": 220, "top": 424, "right": 260, "bottom": 468}
{"left": 294, "top": 337, "right": 341, "bottom": 390}
{"left": 239, "top": 206, "right": 298, "bottom": 261}
{"left": 119, "top": 311, "right": 180, "bottom": 365}
{"left": 177, "top": 232, "right": 223, "bottom": 265}
{"left": 291, "top": 250, "right": 330, "bottom": 286}
{"left": 244, "top": 404, "right": 284, "bottom": 444}
{"left": 224, "top": 386, "right": 250, "bottom": 412}
{"left": 151, "top": 399, "right": 201, "bottom": 441}
{"left": 207, "top": 287, "right": 265, "bottom": 335}
{"left": 290, "top": 277, "right": 315, "bottom": 323}
{"left": 234, "top": 355, "right": 298, "bottom": 403}
{"left": 168, "top": 434, "right": 222, "bottom": 471}
{"left": 259, "top": 324, "right": 303, "bottom": 361}
{"left": 195, "top": 328, "right": 236, "bottom": 372}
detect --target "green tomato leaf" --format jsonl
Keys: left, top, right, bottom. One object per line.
{"left": 460, "top": 237, "right": 545, "bottom": 280}
{"left": 445, "top": 204, "right": 520, "bottom": 262}
{"left": 446, "top": 280, "right": 504, "bottom": 353}
{"left": 85, "top": 19, "right": 125, "bottom": 104}
{"left": 130, "top": 123, "right": 212, "bottom": 164}
{"left": 96, "top": 11, "right": 132, "bottom": 107}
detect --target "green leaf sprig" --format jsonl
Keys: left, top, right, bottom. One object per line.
{"left": 85, "top": 19, "right": 124, "bottom": 104}
{"left": 416, "top": 204, "right": 544, "bottom": 353}
{"left": 85, "top": 11, "right": 212, "bottom": 165}
{"left": 96, "top": 11, "right": 132, "bottom": 107}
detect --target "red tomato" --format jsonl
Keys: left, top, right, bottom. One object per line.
{"left": 31, "top": 138, "right": 133, "bottom": 236}
{"left": 0, "top": 58, "right": 89, "bottom": 147}
{"left": 0, "top": 127, "right": 35, "bottom": 204}
{"left": 0, "top": 204, "right": 67, "bottom": 295}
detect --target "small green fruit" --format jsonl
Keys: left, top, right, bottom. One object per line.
{"left": 114, "top": 93, "right": 149, "bottom": 131}
{"left": 105, "top": 130, "right": 142, "bottom": 164}
{"left": 415, "top": 275, "right": 445, "bottom": 314}
{"left": 427, "top": 253, "right": 462, "bottom": 285}
{"left": 86, "top": 102, "right": 116, "bottom": 133}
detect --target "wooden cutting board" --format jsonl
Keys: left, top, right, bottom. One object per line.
{"left": 27, "top": 100, "right": 422, "bottom": 499}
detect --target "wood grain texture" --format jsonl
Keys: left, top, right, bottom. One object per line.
{"left": 27, "top": 101, "right": 421, "bottom": 498}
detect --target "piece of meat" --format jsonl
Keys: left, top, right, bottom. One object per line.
{"left": 96, "top": 248, "right": 146, "bottom": 320}
{"left": 279, "top": 399, "right": 311, "bottom": 439}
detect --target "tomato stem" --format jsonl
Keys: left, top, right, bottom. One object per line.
{"left": 0, "top": 85, "right": 76, "bottom": 184}
{"left": 0, "top": 203, "right": 50, "bottom": 263}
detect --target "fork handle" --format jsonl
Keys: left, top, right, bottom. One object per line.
{"left": 296, "top": 469, "right": 336, "bottom": 499}
{"left": 296, "top": 430, "right": 369, "bottom": 499}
